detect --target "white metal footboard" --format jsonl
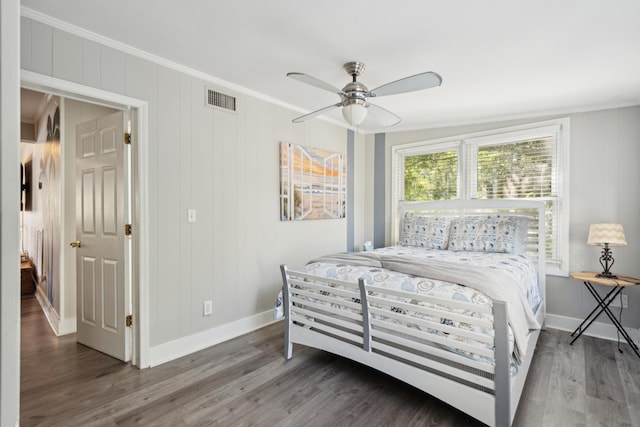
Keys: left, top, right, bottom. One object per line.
{"left": 280, "top": 265, "right": 519, "bottom": 427}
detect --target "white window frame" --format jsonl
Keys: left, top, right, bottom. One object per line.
{"left": 391, "top": 118, "right": 570, "bottom": 276}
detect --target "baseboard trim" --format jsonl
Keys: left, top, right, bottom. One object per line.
{"left": 57, "top": 317, "right": 77, "bottom": 335}
{"left": 148, "top": 310, "right": 278, "bottom": 367}
{"left": 546, "top": 313, "right": 640, "bottom": 344}
{"left": 34, "top": 287, "right": 61, "bottom": 336}
{"left": 33, "top": 286, "right": 77, "bottom": 336}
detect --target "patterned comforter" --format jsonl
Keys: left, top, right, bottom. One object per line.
{"left": 276, "top": 246, "right": 541, "bottom": 367}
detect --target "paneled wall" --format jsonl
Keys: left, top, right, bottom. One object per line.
{"left": 20, "top": 16, "right": 357, "bottom": 363}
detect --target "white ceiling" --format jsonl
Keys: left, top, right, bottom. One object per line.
{"left": 21, "top": 88, "right": 47, "bottom": 123}
{"left": 21, "top": 0, "right": 640, "bottom": 133}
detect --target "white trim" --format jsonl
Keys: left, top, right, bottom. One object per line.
{"left": 369, "top": 102, "right": 640, "bottom": 135}
{"left": 1, "top": 0, "right": 22, "bottom": 424}
{"left": 20, "top": 71, "right": 151, "bottom": 368}
{"left": 22, "top": 70, "right": 143, "bottom": 110}
{"left": 394, "top": 118, "right": 568, "bottom": 152}
{"left": 148, "top": 311, "right": 278, "bottom": 367}
{"left": 546, "top": 313, "right": 640, "bottom": 345}
{"left": 19, "top": 6, "right": 346, "bottom": 131}
{"left": 465, "top": 124, "right": 561, "bottom": 146}
{"left": 135, "top": 102, "right": 150, "bottom": 368}
{"left": 33, "top": 286, "right": 76, "bottom": 336}
{"left": 394, "top": 139, "right": 462, "bottom": 156}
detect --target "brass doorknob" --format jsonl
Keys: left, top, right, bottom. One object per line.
{"left": 69, "top": 240, "right": 82, "bottom": 248}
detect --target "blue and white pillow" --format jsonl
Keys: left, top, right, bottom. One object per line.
{"left": 476, "top": 215, "right": 519, "bottom": 253}
{"left": 449, "top": 215, "right": 525, "bottom": 253}
{"left": 400, "top": 214, "right": 451, "bottom": 249}
{"left": 448, "top": 216, "right": 483, "bottom": 251}
{"left": 399, "top": 213, "right": 417, "bottom": 246}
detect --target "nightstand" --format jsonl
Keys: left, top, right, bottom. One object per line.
{"left": 20, "top": 259, "right": 36, "bottom": 297}
{"left": 570, "top": 271, "right": 640, "bottom": 358}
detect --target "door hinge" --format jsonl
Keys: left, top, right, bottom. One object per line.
{"left": 125, "top": 224, "right": 132, "bottom": 236}
{"left": 124, "top": 132, "right": 131, "bottom": 145}
{"left": 125, "top": 314, "right": 133, "bottom": 327}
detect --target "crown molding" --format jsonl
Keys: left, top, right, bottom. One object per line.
{"left": 20, "top": 6, "right": 348, "bottom": 131}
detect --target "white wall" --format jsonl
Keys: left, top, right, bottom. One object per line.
{"left": 1, "top": 0, "right": 21, "bottom": 424}
{"left": 384, "top": 106, "right": 640, "bottom": 332}
{"left": 21, "top": 96, "right": 61, "bottom": 311}
{"left": 20, "top": 15, "right": 356, "bottom": 364}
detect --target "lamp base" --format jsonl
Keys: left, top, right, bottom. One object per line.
{"left": 597, "top": 245, "right": 617, "bottom": 279}
{"left": 596, "top": 272, "right": 618, "bottom": 279}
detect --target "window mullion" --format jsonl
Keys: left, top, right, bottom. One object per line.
{"left": 462, "top": 141, "right": 478, "bottom": 200}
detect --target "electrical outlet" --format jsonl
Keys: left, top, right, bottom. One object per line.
{"left": 203, "top": 300, "right": 213, "bottom": 316}
{"left": 610, "top": 293, "right": 628, "bottom": 309}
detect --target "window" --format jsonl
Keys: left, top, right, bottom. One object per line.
{"left": 404, "top": 148, "right": 458, "bottom": 201}
{"left": 392, "top": 119, "right": 570, "bottom": 276}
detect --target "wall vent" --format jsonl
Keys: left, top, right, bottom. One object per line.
{"left": 206, "top": 88, "right": 237, "bottom": 112}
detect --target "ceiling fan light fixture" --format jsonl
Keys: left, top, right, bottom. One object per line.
{"left": 341, "top": 99, "right": 367, "bottom": 126}
{"left": 287, "top": 61, "right": 442, "bottom": 127}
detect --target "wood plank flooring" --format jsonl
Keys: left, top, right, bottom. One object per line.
{"left": 20, "top": 296, "right": 639, "bottom": 426}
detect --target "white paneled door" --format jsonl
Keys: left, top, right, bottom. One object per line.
{"left": 74, "top": 111, "right": 131, "bottom": 361}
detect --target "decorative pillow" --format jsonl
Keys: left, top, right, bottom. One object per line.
{"left": 399, "top": 213, "right": 416, "bottom": 246}
{"left": 419, "top": 216, "right": 451, "bottom": 249}
{"left": 477, "top": 215, "right": 519, "bottom": 253}
{"left": 448, "top": 216, "right": 483, "bottom": 252}
{"left": 513, "top": 216, "right": 530, "bottom": 255}
{"left": 449, "top": 215, "right": 523, "bottom": 253}
{"left": 399, "top": 214, "right": 451, "bottom": 249}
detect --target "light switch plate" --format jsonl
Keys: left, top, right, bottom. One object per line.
{"left": 188, "top": 209, "right": 197, "bottom": 223}
{"left": 203, "top": 300, "right": 213, "bottom": 316}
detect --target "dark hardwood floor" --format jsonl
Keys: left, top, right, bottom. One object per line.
{"left": 20, "top": 295, "right": 639, "bottom": 426}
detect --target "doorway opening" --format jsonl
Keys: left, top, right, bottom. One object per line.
{"left": 20, "top": 71, "right": 150, "bottom": 368}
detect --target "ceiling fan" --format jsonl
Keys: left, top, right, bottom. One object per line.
{"left": 287, "top": 61, "right": 442, "bottom": 127}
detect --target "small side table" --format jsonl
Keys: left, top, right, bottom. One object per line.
{"left": 570, "top": 271, "right": 640, "bottom": 358}
{"left": 20, "top": 259, "right": 36, "bottom": 297}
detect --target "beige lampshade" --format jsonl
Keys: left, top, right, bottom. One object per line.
{"left": 587, "top": 223, "right": 627, "bottom": 247}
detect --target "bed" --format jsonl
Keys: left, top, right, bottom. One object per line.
{"left": 279, "top": 199, "right": 546, "bottom": 427}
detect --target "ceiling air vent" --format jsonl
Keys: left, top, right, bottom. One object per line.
{"left": 206, "top": 87, "right": 236, "bottom": 112}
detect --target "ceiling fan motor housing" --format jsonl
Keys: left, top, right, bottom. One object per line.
{"left": 341, "top": 81, "right": 369, "bottom": 103}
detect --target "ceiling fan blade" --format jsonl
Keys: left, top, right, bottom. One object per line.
{"left": 287, "top": 72, "right": 344, "bottom": 95}
{"left": 366, "top": 103, "right": 401, "bottom": 127}
{"left": 368, "top": 71, "right": 442, "bottom": 97}
{"left": 292, "top": 103, "right": 341, "bottom": 123}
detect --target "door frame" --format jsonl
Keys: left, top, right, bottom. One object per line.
{"left": 21, "top": 70, "right": 150, "bottom": 368}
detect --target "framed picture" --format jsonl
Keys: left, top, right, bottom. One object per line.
{"left": 280, "top": 142, "right": 346, "bottom": 221}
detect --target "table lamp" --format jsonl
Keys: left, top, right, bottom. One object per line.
{"left": 587, "top": 223, "right": 627, "bottom": 278}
